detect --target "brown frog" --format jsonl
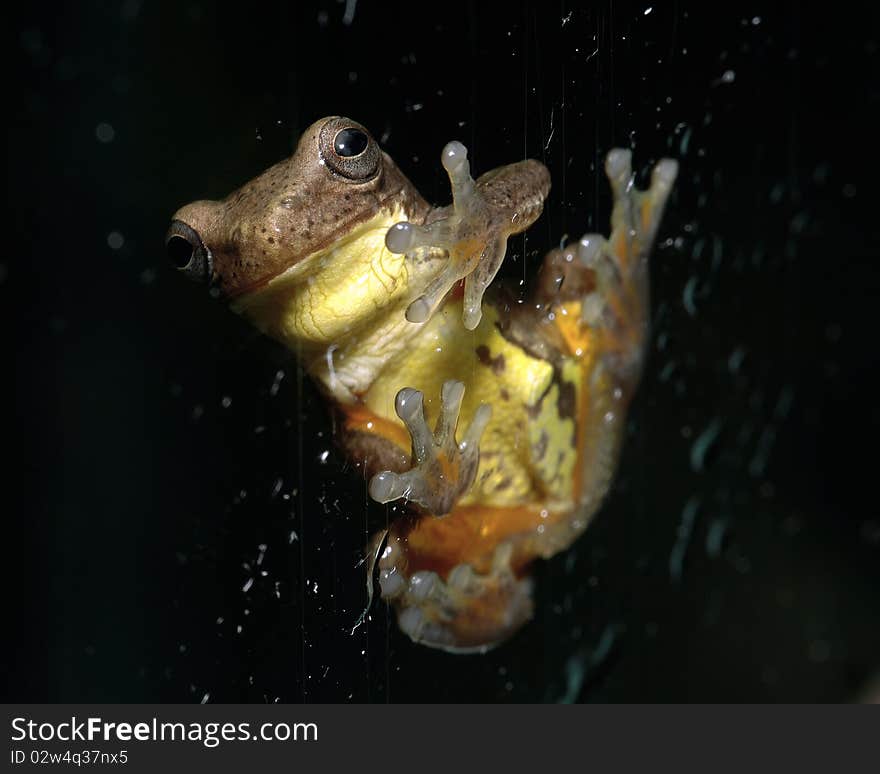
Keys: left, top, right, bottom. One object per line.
{"left": 167, "top": 116, "right": 677, "bottom": 652}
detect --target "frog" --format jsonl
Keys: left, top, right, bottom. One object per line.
{"left": 166, "top": 115, "right": 677, "bottom": 653}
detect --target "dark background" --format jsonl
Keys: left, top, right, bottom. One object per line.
{"left": 7, "top": 0, "right": 879, "bottom": 702}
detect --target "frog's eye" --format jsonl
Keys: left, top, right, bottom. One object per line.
{"left": 334, "top": 128, "right": 369, "bottom": 157}
{"left": 319, "top": 117, "right": 380, "bottom": 181}
{"left": 166, "top": 220, "right": 213, "bottom": 284}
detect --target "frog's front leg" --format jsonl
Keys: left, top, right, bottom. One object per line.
{"left": 369, "top": 380, "right": 492, "bottom": 515}
{"left": 529, "top": 148, "right": 677, "bottom": 523}
{"left": 386, "top": 142, "right": 550, "bottom": 330}
{"left": 584, "top": 149, "right": 678, "bottom": 385}
{"left": 537, "top": 149, "right": 678, "bottom": 392}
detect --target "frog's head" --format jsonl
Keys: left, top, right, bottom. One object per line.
{"left": 166, "top": 116, "right": 427, "bottom": 300}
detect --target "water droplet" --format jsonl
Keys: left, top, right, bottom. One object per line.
{"left": 95, "top": 122, "right": 115, "bottom": 143}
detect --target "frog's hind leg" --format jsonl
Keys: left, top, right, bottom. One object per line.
{"left": 371, "top": 516, "right": 537, "bottom": 653}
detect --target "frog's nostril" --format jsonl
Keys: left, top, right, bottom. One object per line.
{"left": 166, "top": 219, "right": 213, "bottom": 283}
{"left": 167, "top": 235, "right": 193, "bottom": 268}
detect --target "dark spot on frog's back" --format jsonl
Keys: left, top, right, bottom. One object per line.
{"left": 534, "top": 430, "right": 549, "bottom": 460}
{"left": 557, "top": 379, "right": 576, "bottom": 420}
{"left": 475, "top": 345, "right": 506, "bottom": 374}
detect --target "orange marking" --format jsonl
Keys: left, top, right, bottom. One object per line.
{"left": 453, "top": 237, "right": 486, "bottom": 266}
{"left": 549, "top": 302, "right": 610, "bottom": 502}
{"left": 554, "top": 302, "right": 591, "bottom": 356}
{"left": 343, "top": 404, "right": 410, "bottom": 450}
{"left": 401, "top": 502, "right": 570, "bottom": 577}
{"left": 610, "top": 229, "right": 629, "bottom": 275}
{"left": 641, "top": 199, "right": 654, "bottom": 233}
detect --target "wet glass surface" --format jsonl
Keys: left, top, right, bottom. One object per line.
{"left": 8, "top": 0, "right": 880, "bottom": 701}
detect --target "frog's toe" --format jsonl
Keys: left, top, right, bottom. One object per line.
{"left": 383, "top": 141, "right": 479, "bottom": 258}
{"left": 369, "top": 380, "right": 491, "bottom": 515}
{"left": 605, "top": 148, "right": 635, "bottom": 198}
{"left": 604, "top": 149, "right": 678, "bottom": 275}
{"left": 384, "top": 218, "right": 457, "bottom": 256}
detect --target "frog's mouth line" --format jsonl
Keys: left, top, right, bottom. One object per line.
{"left": 224, "top": 186, "right": 422, "bottom": 301}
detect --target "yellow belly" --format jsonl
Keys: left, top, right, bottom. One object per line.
{"left": 361, "top": 298, "right": 580, "bottom": 508}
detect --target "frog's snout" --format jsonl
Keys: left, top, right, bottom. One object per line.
{"left": 166, "top": 219, "right": 213, "bottom": 284}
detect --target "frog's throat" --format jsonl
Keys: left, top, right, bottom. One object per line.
{"left": 231, "top": 205, "right": 442, "bottom": 402}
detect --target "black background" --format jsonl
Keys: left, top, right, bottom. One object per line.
{"left": 7, "top": 0, "right": 879, "bottom": 702}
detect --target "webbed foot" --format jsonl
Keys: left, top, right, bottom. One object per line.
{"left": 369, "top": 380, "right": 491, "bottom": 515}
{"left": 386, "top": 142, "right": 550, "bottom": 330}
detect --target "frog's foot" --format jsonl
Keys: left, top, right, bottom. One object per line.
{"left": 369, "top": 380, "right": 492, "bottom": 516}
{"left": 548, "top": 150, "right": 677, "bottom": 386}
{"left": 386, "top": 142, "right": 550, "bottom": 330}
{"left": 377, "top": 535, "right": 533, "bottom": 653}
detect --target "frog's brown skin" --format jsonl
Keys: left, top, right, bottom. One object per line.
{"left": 167, "top": 117, "right": 431, "bottom": 298}
{"left": 168, "top": 116, "right": 677, "bottom": 652}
